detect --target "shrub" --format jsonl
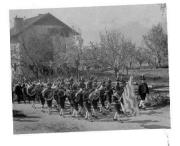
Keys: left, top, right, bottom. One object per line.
{"left": 145, "top": 93, "right": 170, "bottom": 107}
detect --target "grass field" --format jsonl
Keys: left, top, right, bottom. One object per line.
{"left": 87, "top": 68, "right": 168, "bottom": 83}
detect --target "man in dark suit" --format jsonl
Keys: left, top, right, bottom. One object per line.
{"left": 14, "top": 82, "right": 24, "bottom": 104}
{"left": 138, "top": 75, "right": 149, "bottom": 109}
{"left": 106, "top": 79, "right": 113, "bottom": 110}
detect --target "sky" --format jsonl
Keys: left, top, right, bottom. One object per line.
{"left": 9, "top": 4, "right": 167, "bottom": 46}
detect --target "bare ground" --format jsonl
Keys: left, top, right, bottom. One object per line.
{"left": 13, "top": 103, "right": 170, "bottom": 134}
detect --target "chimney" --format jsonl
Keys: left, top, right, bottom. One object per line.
{"left": 14, "top": 16, "right": 24, "bottom": 31}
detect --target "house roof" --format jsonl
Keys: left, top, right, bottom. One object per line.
{"left": 10, "top": 13, "right": 79, "bottom": 38}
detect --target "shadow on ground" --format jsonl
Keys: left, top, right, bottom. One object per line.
{"left": 128, "top": 120, "right": 158, "bottom": 124}
{"left": 13, "top": 110, "right": 40, "bottom": 122}
{"left": 140, "top": 110, "right": 162, "bottom": 116}
{"left": 141, "top": 124, "right": 170, "bottom": 129}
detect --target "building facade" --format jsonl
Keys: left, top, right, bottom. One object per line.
{"left": 10, "top": 13, "right": 79, "bottom": 80}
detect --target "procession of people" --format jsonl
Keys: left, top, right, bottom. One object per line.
{"left": 12, "top": 74, "right": 149, "bottom": 122}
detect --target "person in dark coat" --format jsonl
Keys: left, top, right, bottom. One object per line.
{"left": 99, "top": 81, "right": 106, "bottom": 112}
{"left": 54, "top": 84, "right": 66, "bottom": 117}
{"left": 112, "top": 94, "right": 122, "bottom": 121}
{"left": 115, "top": 82, "right": 124, "bottom": 103}
{"left": 14, "top": 82, "right": 24, "bottom": 104}
{"left": 70, "top": 81, "right": 80, "bottom": 117}
{"left": 39, "top": 84, "right": 45, "bottom": 108}
{"left": 113, "top": 79, "right": 126, "bottom": 119}
{"left": 76, "top": 77, "right": 86, "bottom": 115}
{"left": 22, "top": 83, "right": 30, "bottom": 104}
{"left": 138, "top": 75, "right": 149, "bottom": 109}
{"left": 83, "top": 89, "right": 92, "bottom": 120}
{"left": 42, "top": 82, "right": 54, "bottom": 114}
{"left": 106, "top": 79, "right": 113, "bottom": 110}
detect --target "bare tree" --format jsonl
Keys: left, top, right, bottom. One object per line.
{"left": 64, "top": 34, "right": 83, "bottom": 79}
{"left": 120, "top": 39, "right": 136, "bottom": 74}
{"left": 99, "top": 30, "right": 123, "bottom": 77}
{"left": 134, "top": 47, "right": 146, "bottom": 69}
{"left": 143, "top": 23, "right": 168, "bottom": 68}
{"left": 98, "top": 29, "right": 136, "bottom": 76}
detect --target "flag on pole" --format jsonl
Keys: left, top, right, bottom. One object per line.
{"left": 121, "top": 76, "right": 139, "bottom": 116}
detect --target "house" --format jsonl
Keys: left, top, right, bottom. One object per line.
{"left": 10, "top": 13, "right": 79, "bottom": 79}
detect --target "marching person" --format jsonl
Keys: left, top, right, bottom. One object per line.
{"left": 14, "top": 81, "right": 24, "bottom": 104}
{"left": 99, "top": 80, "right": 106, "bottom": 113}
{"left": 71, "top": 80, "right": 79, "bottom": 118}
{"left": 83, "top": 89, "right": 93, "bottom": 121}
{"left": 80, "top": 76, "right": 94, "bottom": 121}
{"left": 138, "top": 75, "right": 149, "bottom": 109}
{"left": 21, "top": 82, "right": 28, "bottom": 103}
{"left": 76, "top": 77, "right": 86, "bottom": 115}
{"left": 26, "top": 82, "right": 37, "bottom": 108}
{"left": 54, "top": 83, "right": 66, "bottom": 117}
{"left": 90, "top": 81, "right": 100, "bottom": 117}
{"left": 113, "top": 78, "right": 125, "bottom": 121}
{"left": 39, "top": 83, "right": 45, "bottom": 109}
{"left": 42, "top": 82, "right": 54, "bottom": 114}
{"left": 106, "top": 79, "right": 113, "bottom": 111}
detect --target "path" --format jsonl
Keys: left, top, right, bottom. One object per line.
{"left": 13, "top": 103, "right": 170, "bottom": 134}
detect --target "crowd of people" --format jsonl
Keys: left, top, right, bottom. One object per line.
{"left": 12, "top": 74, "right": 149, "bottom": 121}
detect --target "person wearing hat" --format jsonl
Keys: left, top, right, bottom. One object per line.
{"left": 114, "top": 81, "right": 125, "bottom": 115}
{"left": 76, "top": 80, "right": 85, "bottom": 115}
{"left": 14, "top": 81, "right": 24, "bottom": 104}
{"left": 42, "top": 81, "right": 54, "bottom": 114}
{"left": 112, "top": 92, "right": 124, "bottom": 121}
{"left": 106, "top": 79, "right": 113, "bottom": 110}
{"left": 99, "top": 80, "right": 106, "bottom": 112}
{"left": 138, "top": 75, "right": 149, "bottom": 109}
{"left": 74, "top": 77, "right": 85, "bottom": 116}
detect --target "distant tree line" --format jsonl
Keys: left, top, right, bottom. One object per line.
{"left": 15, "top": 21, "right": 168, "bottom": 81}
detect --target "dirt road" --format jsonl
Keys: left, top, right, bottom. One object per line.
{"left": 13, "top": 103, "right": 170, "bottom": 134}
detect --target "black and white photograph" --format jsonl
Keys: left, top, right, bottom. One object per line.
{"left": 10, "top": 3, "right": 170, "bottom": 134}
